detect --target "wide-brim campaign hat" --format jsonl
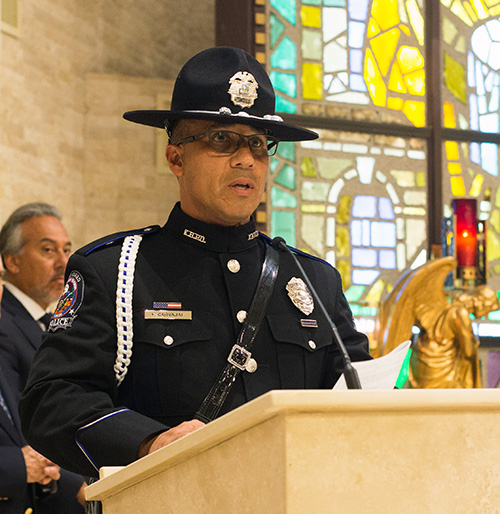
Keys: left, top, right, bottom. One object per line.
{"left": 123, "top": 46, "right": 318, "bottom": 142}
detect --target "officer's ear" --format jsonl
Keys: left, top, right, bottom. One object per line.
{"left": 3, "top": 253, "right": 20, "bottom": 275}
{"left": 166, "top": 144, "right": 184, "bottom": 177}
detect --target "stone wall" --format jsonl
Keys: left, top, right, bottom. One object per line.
{"left": 0, "top": 0, "right": 215, "bottom": 248}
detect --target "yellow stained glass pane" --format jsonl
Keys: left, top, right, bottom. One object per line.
{"left": 365, "top": 279, "right": 386, "bottom": 303}
{"left": 469, "top": 174, "right": 484, "bottom": 196}
{"left": 337, "top": 259, "right": 351, "bottom": 290}
{"left": 416, "top": 171, "right": 426, "bottom": 187}
{"left": 489, "top": 209, "right": 500, "bottom": 233}
{"left": 471, "top": 0, "right": 489, "bottom": 18}
{"left": 364, "top": 48, "right": 387, "bottom": 106}
{"left": 404, "top": 69, "right": 425, "bottom": 95}
{"left": 397, "top": 46, "right": 424, "bottom": 74}
{"left": 441, "top": 0, "right": 453, "bottom": 6}
{"left": 370, "top": 28, "right": 401, "bottom": 77}
{"left": 302, "top": 204, "right": 327, "bottom": 213}
{"left": 455, "top": 35, "right": 466, "bottom": 54}
{"left": 336, "top": 227, "right": 350, "bottom": 257}
{"left": 400, "top": 24, "right": 411, "bottom": 37}
{"left": 390, "top": 170, "right": 415, "bottom": 187}
{"left": 490, "top": 6, "right": 500, "bottom": 15}
{"left": 367, "top": 17, "right": 381, "bottom": 38}
{"left": 445, "top": 141, "right": 460, "bottom": 160}
{"left": 448, "top": 162, "right": 462, "bottom": 174}
{"left": 444, "top": 53, "right": 466, "bottom": 104}
{"left": 301, "top": 157, "right": 317, "bottom": 177}
{"left": 406, "top": 0, "right": 425, "bottom": 46}
{"left": 302, "top": 62, "right": 322, "bottom": 100}
{"left": 301, "top": 6, "right": 321, "bottom": 28}
{"left": 442, "top": 17, "right": 458, "bottom": 45}
{"left": 487, "top": 228, "right": 500, "bottom": 261}
{"left": 450, "top": 0, "right": 474, "bottom": 26}
{"left": 450, "top": 176, "right": 466, "bottom": 196}
{"left": 443, "top": 101, "right": 457, "bottom": 128}
{"left": 464, "top": 2, "right": 479, "bottom": 21}
{"left": 496, "top": 188, "right": 500, "bottom": 208}
{"left": 337, "top": 196, "right": 352, "bottom": 224}
{"left": 302, "top": 214, "right": 324, "bottom": 256}
{"left": 387, "top": 96, "right": 405, "bottom": 110}
{"left": 372, "top": 0, "right": 400, "bottom": 31}
{"left": 402, "top": 100, "right": 425, "bottom": 126}
{"left": 388, "top": 62, "right": 407, "bottom": 93}
{"left": 485, "top": 0, "right": 500, "bottom": 7}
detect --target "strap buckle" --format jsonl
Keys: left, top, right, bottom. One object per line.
{"left": 227, "top": 344, "right": 252, "bottom": 370}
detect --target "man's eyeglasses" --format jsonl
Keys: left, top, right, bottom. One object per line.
{"left": 172, "top": 130, "right": 279, "bottom": 157}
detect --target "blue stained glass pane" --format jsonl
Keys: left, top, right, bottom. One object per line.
{"left": 481, "top": 143, "right": 499, "bottom": 177}
{"left": 478, "top": 94, "right": 487, "bottom": 115}
{"left": 349, "top": 74, "right": 367, "bottom": 92}
{"left": 271, "top": 36, "right": 297, "bottom": 70}
{"left": 352, "top": 269, "right": 380, "bottom": 285}
{"left": 490, "top": 83, "right": 500, "bottom": 112}
{"left": 352, "top": 195, "right": 377, "bottom": 218}
{"left": 468, "top": 52, "right": 476, "bottom": 87}
{"left": 348, "top": 21, "right": 366, "bottom": 49}
{"left": 270, "top": 13, "right": 286, "bottom": 49}
{"left": 271, "top": 211, "right": 296, "bottom": 246}
{"left": 485, "top": 71, "right": 495, "bottom": 93}
{"left": 351, "top": 219, "right": 362, "bottom": 246}
{"left": 479, "top": 113, "right": 499, "bottom": 133}
{"left": 379, "top": 249, "right": 397, "bottom": 269}
{"left": 379, "top": 198, "right": 395, "bottom": 220}
{"left": 348, "top": 0, "right": 369, "bottom": 21}
{"left": 276, "top": 94, "right": 297, "bottom": 113}
{"left": 352, "top": 248, "right": 377, "bottom": 267}
{"left": 371, "top": 222, "right": 396, "bottom": 247}
{"left": 270, "top": 71, "right": 297, "bottom": 98}
{"left": 476, "top": 60, "right": 486, "bottom": 96}
{"left": 350, "top": 49, "right": 363, "bottom": 73}
{"left": 271, "top": 186, "right": 298, "bottom": 208}
{"left": 271, "top": 0, "right": 296, "bottom": 25}
{"left": 470, "top": 94, "right": 479, "bottom": 130}
{"left": 470, "top": 142, "right": 481, "bottom": 165}
{"left": 277, "top": 141, "right": 296, "bottom": 162}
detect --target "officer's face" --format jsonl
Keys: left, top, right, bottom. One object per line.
{"left": 4, "top": 216, "right": 72, "bottom": 310}
{"left": 167, "top": 120, "right": 268, "bottom": 227}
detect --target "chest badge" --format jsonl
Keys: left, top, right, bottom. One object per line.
{"left": 286, "top": 277, "right": 314, "bottom": 316}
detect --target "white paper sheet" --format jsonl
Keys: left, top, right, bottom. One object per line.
{"left": 333, "top": 340, "right": 412, "bottom": 390}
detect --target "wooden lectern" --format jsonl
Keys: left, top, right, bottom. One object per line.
{"left": 85, "top": 389, "right": 500, "bottom": 513}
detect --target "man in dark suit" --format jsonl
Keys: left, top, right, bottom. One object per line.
{"left": 0, "top": 203, "right": 85, "bottom": 512}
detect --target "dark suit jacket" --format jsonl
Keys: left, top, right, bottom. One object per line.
{"left": 0, "top": 291, "right": 85, "bottom": 513}
{"left": 0, "top": 355, "right": 84, "bottom": 513}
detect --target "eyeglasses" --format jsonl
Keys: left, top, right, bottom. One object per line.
{"left": 173, "top": 130, "right": 279, "bottom": 157}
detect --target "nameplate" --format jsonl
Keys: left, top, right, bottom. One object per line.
{"left": 144, "top": 310, "right": 192, "bottom": 320}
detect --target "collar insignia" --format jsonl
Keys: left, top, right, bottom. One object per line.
{"left": 228, "top": 71, "right": 259, "bottom": 108}
{"left": 183, "top": 229, "right": 206, "bottom": 243}
{"left": 286, "top": 277, "right": 314, "bottom": 316}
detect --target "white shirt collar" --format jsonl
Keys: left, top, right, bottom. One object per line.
{"left": 4, "top": 281, "right": 48, "bottom": 322}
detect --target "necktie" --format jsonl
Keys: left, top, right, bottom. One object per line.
{"left": 0, "top": 387, "right": 13, "bottom": 423}
{"left": 39, "top": 312, "right": 53, "bottom": 330}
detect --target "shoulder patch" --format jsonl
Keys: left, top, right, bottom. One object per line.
{"left": 79, "top": 225, "right": 161, "bottom": 256}
{"left": 49, "top": 270, "right": 84, "bottom": 332}
{"left": 258, "top": 233, "right": 332, "bottom": 267}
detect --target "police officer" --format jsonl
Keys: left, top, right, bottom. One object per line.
{"left": 20, "top": 47, "right": 371, "bottom": 478}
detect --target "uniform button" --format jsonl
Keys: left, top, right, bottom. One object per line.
{"left": 308, "top": 340, "right": 316, "bottom": 350}
{"left": 163, "top": 335, "right": 174, "bottom": 346}
{"left": 227, "top": 259, "right": 241, "bottom": 273}
{"left": 237, "top": 310, "right": 247, "bottom": 323}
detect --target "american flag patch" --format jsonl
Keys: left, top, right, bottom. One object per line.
{"left": 153, "top": 302, "right": 182, "bottom": 309}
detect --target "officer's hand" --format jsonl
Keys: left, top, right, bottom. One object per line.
{"left": 21, "top": 445, "right": 61, "bottom": 484}
{"left": 142, "top": 420, "right": 205, "bottom": 456}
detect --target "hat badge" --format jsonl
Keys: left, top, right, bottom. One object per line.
{"left": 228, "top": 71, "right": 259, "bottom": 108}
{"left": 286, "top": 277, "right": 314, "bottom": 316}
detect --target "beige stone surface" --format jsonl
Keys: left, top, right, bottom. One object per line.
{"left": 86, "top": 389, "right": 500, "bottom": 514}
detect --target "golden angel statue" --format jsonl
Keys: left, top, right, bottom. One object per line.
{"left": 374, "top": 257, "right": 499, "bottom": 388}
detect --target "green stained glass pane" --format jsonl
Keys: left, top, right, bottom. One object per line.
{"left": 350, "top": 304, "right": 361, "bottom": 316}
{"left": 317, "top": 157, "right": 353, "bottom": 179}
{"left": 270, "top": 71, "right": 297, "bottom": 98}
{"left": 324, "top": 0, "right": 346, "bottom": 6}
{"left": 302, "top": 214, "right": 324, "bottom": 255}
{"left": 270, "top": 157, "right": 280, "bottom": 174}
{"left": 302, "top": 181, "right": 330, "bottom": 201}
{"left": 271, "top": 0, "right": 296, "bottom": 25}
{"left": 444, "top": 52, "right": 466, "bottom": 104}
{"left": 488, "top": 310, "right": 500, "bottom": 321}
{"left": 276, "top": 94, "right": 297, "bottom": 113}
{"left": 301, "top": 157, "right": 317, "bottom": 177}
{"left": 302, "top": 29, "right": 322, "bottom": 61}
{"left": 302, "top": 0, "right": 321, "bottom": 5}
{"left": 345, "top": 285, "right": 366, "bottom": 302}
{"left": 271, "top": 210, "right": 296, "bottom": 246}
{"left": 270, "top": 13, "right": 286, "bottom": 49}
{"left": 271, "top": 36, "right": 297, "bottom": 70}
{"left": 275, "top": 163, "right": 296, "bottom": 190}
{"left": 271, "top": 186, "right": 298, "bottom": 208}
{"left": 277, "top": 141, "right": 296, "bottom": 161}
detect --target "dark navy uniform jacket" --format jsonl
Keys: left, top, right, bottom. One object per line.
{"left": 20, "top": 203, "right": 370, "bottom": 478}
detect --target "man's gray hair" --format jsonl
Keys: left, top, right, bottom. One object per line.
{"left": 0, "top": 202, "right": 62, "bottom": 258}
